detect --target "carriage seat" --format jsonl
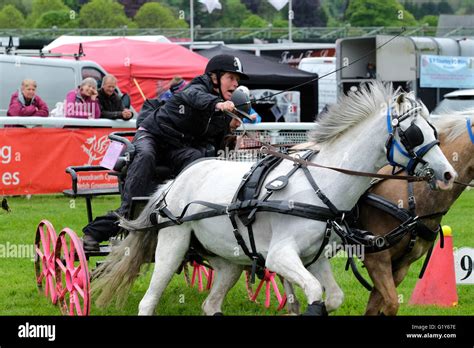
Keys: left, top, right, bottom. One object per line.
{"left": 108, "top": 131, "right": 176, "bottom": 187}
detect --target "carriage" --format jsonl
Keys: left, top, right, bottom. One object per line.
{"left": 33, "top": 83, "right": 472, "bottom": 316}
{"left": 33, "top": 121, "right": 309, "bottom": 315}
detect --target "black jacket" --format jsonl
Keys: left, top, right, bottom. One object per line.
{"left": 140, "top": 74, "right": 231, "bottom": 149}
{"left": 98, "top": 89, "right": 125, "bottom": 120}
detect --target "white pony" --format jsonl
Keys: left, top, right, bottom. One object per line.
{"left": 92, "top": 82, "right": 456, "bottom": 315}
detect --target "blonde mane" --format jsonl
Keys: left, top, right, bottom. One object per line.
{"left": 432, "top": 110, "right": 474, "bottom": 142}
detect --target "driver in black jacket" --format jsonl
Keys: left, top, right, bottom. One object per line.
{"left": 83, "top": 54, "right": 248, "bottom": 251}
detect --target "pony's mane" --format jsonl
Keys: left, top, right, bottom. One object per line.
{"left": 309, "top": 81, "right": 398, "bottom": 144}
{"left": 432, "top": 110, "right": 474, "bottom": 142}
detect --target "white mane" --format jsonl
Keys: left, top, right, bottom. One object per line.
{"left": 309, "top": 82, "right": 400, "bottom": 144}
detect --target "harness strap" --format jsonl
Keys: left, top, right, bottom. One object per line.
{"left": 348, "top": 257, "right": 373, "bottom": 291}
{"left": 228, "top": 212, "right": 259, "bottom": 268}
{"left": 418, "top": 224, "right": 442, "bottom": 279}
{"left": 407, "top": 182, "right": 416, "bottom": 215}
{"left": 261, "top": 147, "right": 432, "bottom": 182}
{"left": 363, "top": 193, "right": 412, "bottom": 222}
{"left": 304, "top": 221, "right": 333, "bottom": 268}
{"left": 301, "top": 166, "right": 340, "bottom": 216}
{"left": 232, "top": 150, "right": 317, "bottom": 282}
{"left": 418, "top": 243, "right": 435, "bottom": 279}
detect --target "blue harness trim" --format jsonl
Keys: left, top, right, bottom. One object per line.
{"left": 467, "top": 118, "right": 474, "bottom": 144}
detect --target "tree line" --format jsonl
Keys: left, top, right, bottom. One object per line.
{"left": 0, "top": 0, "right": 470, "bottom": 29}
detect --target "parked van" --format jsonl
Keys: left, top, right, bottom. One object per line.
{"left": 0, "top": 55, "right": 125, "bottom": 116}
{"left": 298, "top": 57, "right": 337, "bottom": 113}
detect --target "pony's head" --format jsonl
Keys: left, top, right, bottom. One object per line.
{"left": 386, "top": 89, "right": 457, "bottom": 190}
{"left": 310, "top": 82, "right": 456, "bottom": 190}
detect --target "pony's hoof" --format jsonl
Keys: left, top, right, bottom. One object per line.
{"left": 302, "top": 301, "right": 328, "bottom": 316}
{"left": 213, "top": 312, "right": 224, "bottom": 316}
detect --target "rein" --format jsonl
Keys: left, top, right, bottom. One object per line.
{"left": 260, "top": 146, "right": 433, "bottom": 183}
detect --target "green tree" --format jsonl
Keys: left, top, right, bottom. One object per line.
{"left": 35, "top": 9, "right": 79, "bottom": 28}
{"left": 459, "top": 0, "right": 474, "bottom": 15}
{"left": 345, "top": 0, "right": 417, "bottom": 27}
{"left": 419, "top": 15, "right": 438, "bottom": 27}
{"left": 27, "top": 0, "right": 69, "bottom": 25}
{"left": 272, "top": 18, "right": 288, "bottom": 28}
{"left": 293, "top": 0, "right": 327, "bottom": 27}
{"left": 241, "top": 14, "right": 267, "bottom": 28}
{"left": 437, "top": 1, "right": 453, "bottom": 14}
{"left": 193, "top": 0, "right": 251, "bottom": 28}
{"left": 0, "top": 4, "right": 25, "bottom": 28}
{"left": 322, "top": 0, "right": 348, "bottom": 25}
{"left": 63, "top": 0, "right": 81, "bottom": 13}
{"left": 0, "top": 0, "right": 30, "bottom": 16}
{"left": 79, "top": 0, "right": 131, "bottom": 28}
{"left": 240, "top": 0, "right": 293, "bottom": 27}
{"left": 134, "top": 2, "right": 187, "bottom": 28}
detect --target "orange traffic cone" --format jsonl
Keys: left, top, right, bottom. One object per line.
{"left": 409, "top": 225, "right": 458, "bottom": 307}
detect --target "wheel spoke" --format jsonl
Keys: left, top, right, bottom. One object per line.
{"left": 60, "top": 236, "right": 71, "bottom": 266}
{"left": 73, "top": 292, "right": 82, "bottom": 316}
{"left": 69, "top": 240, "right": 76, "bottom": 264}
{"left": 74, "top": 284, "right": 85, "bottom": 299}
{"left": 39, "top": 227, "right": 49, "bottom": 256}
{"left": 35, "top": 247, "right": 44, "bottom": 259}
{"left": 58, "top": 286, "right": 68, "bottom": 299}
{"left": 72, "top": 265, "right": 81, "bottom": 278}
{"left": 55, "top": 258, "right": 68, "bottom": 274}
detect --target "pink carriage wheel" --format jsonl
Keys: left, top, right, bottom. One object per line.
{"left": 34, "top": 220, "right": 58, "bottom": 305}
{"left": 245, "top": 269, "right": 287, "bottom": 311}
{"left": 184, "top": 261, "right": 214, "bottom": 292}
{"left": 54, "top": 228, "right": 90, "bottom": 316}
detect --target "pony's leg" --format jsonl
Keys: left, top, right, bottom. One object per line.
{"left": 365, "top": 288, "right": 385, "bottom": 316}
{"left": 266, "top": 243, "right": 326, "bottom": 315}
{"left": 307, "top": 257, "right": 344, "bottom": 313}
{"left": 364, "top": 251, "right": 399, "bottom": 316}
{"left": 138, "top": 226, "right": 192, "bottom": 315}
{"left": 201, "top": 256, "right": 243, "bottom": 316}
{"left": 280, "top": 276, "right": 300, "bottom": 315}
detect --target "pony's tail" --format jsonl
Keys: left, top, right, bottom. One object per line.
{"left": 91, "top": 182, "right": 171, "bottom": 308}
{"left": 91, "top": 230, "right": 157, "bottom": 308}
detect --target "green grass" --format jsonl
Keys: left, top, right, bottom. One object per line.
{"left": 0, "top": 191, "right": 473, "bottom": 316}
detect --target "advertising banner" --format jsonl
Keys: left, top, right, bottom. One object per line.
{"left": 0, "top": 128, "right": 132, "bottom": 195}
{"left": 420, "top": 55, "right": 474, "bottom": 89}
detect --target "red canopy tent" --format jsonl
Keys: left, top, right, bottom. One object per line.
{"left": 51, "top": 38, "right": 208, "bottom": 110}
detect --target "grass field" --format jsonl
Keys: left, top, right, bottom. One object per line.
{"left": 0, "top": 191, "right": 473, "bottom": 316}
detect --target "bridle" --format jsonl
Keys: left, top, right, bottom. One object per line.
{"left": 385, "top": 97, "right": 440, "bottom": 176}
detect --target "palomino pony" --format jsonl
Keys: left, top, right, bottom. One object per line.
{"left": 360, "top": 112, "right": 474, "bottom": 315}
{"left": 92, "top": 82, "right": 456, "bottom": 315}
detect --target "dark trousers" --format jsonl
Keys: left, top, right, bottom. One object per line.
{"left": 117, "top": 130, "right": 206, "bottom": 217}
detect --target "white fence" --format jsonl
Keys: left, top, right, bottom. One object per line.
{"left": 0, "top": 117, "right": 315, "bottom": 161}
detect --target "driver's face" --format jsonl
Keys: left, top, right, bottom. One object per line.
{"left": 213, "top": 72, "right": 240, "bottom": 100}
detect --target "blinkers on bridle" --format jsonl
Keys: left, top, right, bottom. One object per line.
{"left": 385, "top": 96, "right": 440, "bottom": 175}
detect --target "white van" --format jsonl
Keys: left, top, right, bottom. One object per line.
{"left": 0, "top": 55, "right": 125, "bottom": 116}
{"left": 298, "top": 57, "right": 337, "bottom": 113}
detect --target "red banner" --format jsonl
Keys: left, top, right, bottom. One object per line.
{"left": 0, "top": 128, "right": 133, "bottom": 195}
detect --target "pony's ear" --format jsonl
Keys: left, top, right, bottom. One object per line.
{"left": 396, "top": 93, "right": 405, "bottom": 105}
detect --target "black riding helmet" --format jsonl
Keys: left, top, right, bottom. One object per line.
{"left": 205, "top": 54, "right": 249, "bottom": 99}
